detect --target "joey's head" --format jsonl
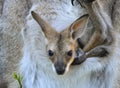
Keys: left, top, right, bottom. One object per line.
{"left": 31, "top": 11, "right": 88, "bottom": 75}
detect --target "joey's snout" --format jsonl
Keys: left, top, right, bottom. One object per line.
{"left": 54, "top": 62, "right": 66, "bottom": 75}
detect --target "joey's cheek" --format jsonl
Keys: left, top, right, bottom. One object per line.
{"left": 72, "top": 48, "right": 86, "bottom": 65}
{"left": 49, "top": 56, "right": 56, "bottom": 63}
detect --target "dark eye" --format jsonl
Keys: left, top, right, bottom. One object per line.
{"left": 48, "top": 50, "right": 54, "bottom": 56}
{"left": 67, "top": 50, "right": 73, "bottom": 56}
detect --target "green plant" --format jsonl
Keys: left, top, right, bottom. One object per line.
{"left": 13, "top": 72, "right": 22, "bottom": 88}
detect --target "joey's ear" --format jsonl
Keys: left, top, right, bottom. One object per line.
{"left": 31, "top": 11, "right": 58, "bottom": 38}
{"left": 70, "top": 14, "right": 89, "bottom": 40}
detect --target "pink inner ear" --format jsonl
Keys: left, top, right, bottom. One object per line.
{"left": 72, "top": 20, "right": 83, "bottom": 31}
{"left": 70, "top": 15, "right": 89, "bottom": 40}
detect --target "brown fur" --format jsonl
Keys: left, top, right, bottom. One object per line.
{"left": 0, "top": 0, "right": 85, "bottom": 87}
{"left": 31, "top": 11, "right": 89, "bottom": 74}
{"left": 73, "top": 0, "right": 120, "bottom": 87}
{"left": 72, "top": 0, "right": 114, "bottom": 58}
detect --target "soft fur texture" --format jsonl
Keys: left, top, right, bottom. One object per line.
{"left": 0, "top": 0, "right": 84, "bottom": 88}
{"left": 21, "top": 18, "right": 119, "bottom": 88}
{"left": 0, "top": 0, "right": 30, "bottom": 87}
{"left": 21, "top": 30, "right": 119, "bottom": 88}
{"left": 1, "top": 0, "right": 120, "bottom": 88}
{"left": 0, "top": 0, "right": 85, "bottom": 88}
{"left": 20, "top": 0, "right": 120, "bottom": 88}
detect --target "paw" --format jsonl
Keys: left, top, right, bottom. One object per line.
{"left": 72, "top": 54, "right": 86, "bottom": 65}
{"left": 86, "top": 47, "right": 109, "bottom": 58}
{"left": 97, "top": 48, "right": 109, "bottom": 57}
{"left": 72, "top": 48, "right": 86, "bottom": 65}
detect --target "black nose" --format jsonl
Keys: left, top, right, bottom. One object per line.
{"left": 56, "top": 68, "right": 65, "bottom": 75}
{"left": 54, "top": 63, "right": 66, "bottom": 75}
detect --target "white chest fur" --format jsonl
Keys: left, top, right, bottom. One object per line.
{"left": 20, "top": 42, "right": 117, "bottom": 88}
{"left": 20, "top": 1, "right": 118, "bottom": 88}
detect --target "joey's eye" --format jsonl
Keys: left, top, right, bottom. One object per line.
{"left": 67, "top": 50, "right": 73, "bottom": 56}
{"left": 48, "top": 50, "right": 54, "bottom": 56}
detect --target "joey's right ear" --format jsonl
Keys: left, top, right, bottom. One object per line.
{"left": 31, "top": 11, "right": 58, "bottom": 38}
{"left": 70, "top": 14, "right": 89, "bottom": 40}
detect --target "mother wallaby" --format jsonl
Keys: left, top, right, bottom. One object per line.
{"left": 20, "top": 0, "right": 120, "bottom": 88}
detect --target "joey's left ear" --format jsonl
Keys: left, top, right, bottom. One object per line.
{"left": 70, "top": 14, "right": 89, "bottom": 40}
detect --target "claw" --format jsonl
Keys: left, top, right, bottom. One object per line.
{"left": 71, "top": 0, "right": 84, "bottom": 7}
{"left": 71, "top": 0, "right": 95, "bottom": 7}
{"left": 71, "top": 0, "right": 75, "bottom": 6}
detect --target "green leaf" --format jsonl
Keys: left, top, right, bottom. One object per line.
{"left": 13, "top": 72, "right": 23, "bottom": 88}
